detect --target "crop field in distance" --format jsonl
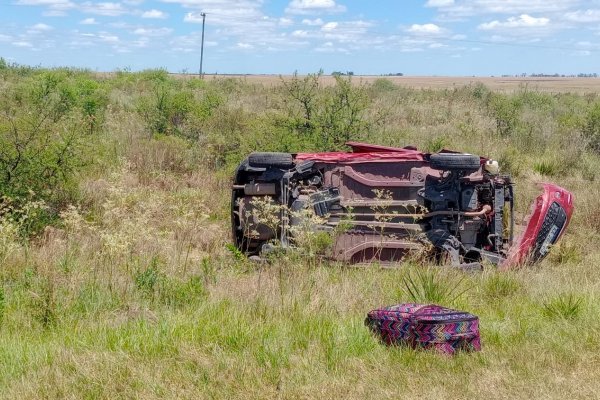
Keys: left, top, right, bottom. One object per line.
{"left": 0, "top": 65, "right": 599, "bottom": 399}
{"left": 196, "top": 74, "right": 600, "bottom": 93}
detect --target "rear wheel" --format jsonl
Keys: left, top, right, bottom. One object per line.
{"left": 248, "top": 152, "right": 294, "bottom": 169}
{"left": 430, "top": 153, "right": 480, "bottom": 172}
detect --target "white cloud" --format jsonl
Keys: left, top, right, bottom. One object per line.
{"left": 286, "top": 0, "right": 346, "bottom": 14}
{"left": 80, "top": 2, "right": 128, "bottom": 16}
{"left": 302, "top": 18, "right": 324, "bottom": 26}
{"left": 80, "top": 17, "right": 98, "bottom": 25}
{"left": 237, "top": 42, "right": 254, "bottom": 49}
{"left": 321, "top": 21, "right": 338, "bottom": 31}
{"left": 182, "top": 3, "right": 312, "bottom": 53}
{"left": 12, "top": 41, "right": 34, "bottom": 47}
{"left": 98, "top": 33, "right": 120, "bottom": 43}
{"left": 564, "top": 9, "right": 600, "bottom": 23}
{"left": 30, "top": 23, "right": 53, "bottom": 31}
{"left": 0, "top": 34, "right": 12, "bottom": 42}
{"left": 406, "top": 23, "right": 444, "bottom": 35}
{"left": 133, "top": 27, "right": 174, "bottom": 36}
{"left": 43, "top": 10, "right": 68, "bottom": 16}
{"left": 430, "top": 0, "right": 578, "bottom": 18}
{"left": 141, "top": 9, "right": 169, "bottom": 19}
{"left": 478, "top": 14, "right": 550, "bottom": 30}
{"left": 15, "top": 0, "right": 73, "bottom": 5}
{"left": 292, "top": 30, "right": 309, "bottom": 37}
{"left": 400, "top": 47, "right": 424, "bottom": 53}
{"left": 315, "top": 43, "right": 348, "bottom": 53}
{"left": 425, "top": 0, "right": 454, "bottom": 7}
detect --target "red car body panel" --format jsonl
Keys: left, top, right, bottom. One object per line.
{"left": 296, "top": 141, "right": 426, "bottom": 162}
{"left": 295, "top": 151, "right": 425, "bottom": 163}
{"left": 503, "top": 183, "right": 574, "bottom": 268}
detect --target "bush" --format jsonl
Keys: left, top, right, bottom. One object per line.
{"left": 488, "top": 93, "right": 522, "bottom": 137}
{"left": 584, "top": 102, "right": 600, "bottom": 152}
{"left": 370, "top": 78, "right": 398, "bottom": 94}
{"left": 0, "top": 71, "right": 106, "bottom": 234}
{"left": 136, "top": 78, "right": 223, "bottom": 140}
{"left": 277, "top": 72, "right": 371, "bottom": 152}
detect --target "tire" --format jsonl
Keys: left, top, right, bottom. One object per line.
{"left": 429, "top": 153, "right": 481, "bottom": 172}
{"left": 248, "top": 152, "right": 294, "bottom": 169}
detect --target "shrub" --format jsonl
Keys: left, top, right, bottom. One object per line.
{"left": 370, "top": 78, "right": 398, "bottom": 94}
{"left": 0, "top": 71, "right": 105, "bottom": 234}
{"left": 488, "top": 93, "right": 522, "bottom": 137}
{"left": 137, "top": 78, "right": 222, "bottom": 140}
{"left": 278, "top": 72, "right": 371, "bottom": 151}
{"left": 74, "top": 77, "right": 109, "bottom": 135}
{"left": 318, "top": 75, "right": 370, "bottom": 149}
{"left": 584, "top": 102, "right": 600, "bottom": 152}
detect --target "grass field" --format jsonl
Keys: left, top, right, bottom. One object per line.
{"left": 1, "top": 66, "right": 599, "bottom": 399}
{"left": 199, "top": 74, "right": 600, "bottom": 93}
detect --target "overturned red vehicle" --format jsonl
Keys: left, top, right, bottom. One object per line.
{"left": 231, "top": 142, "right": 573, "bottom": 269}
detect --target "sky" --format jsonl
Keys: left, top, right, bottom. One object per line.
{"left": 1, "top": 0, "right": 600, "bottom": 76}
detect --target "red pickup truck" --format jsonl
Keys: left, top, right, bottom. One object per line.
{"left": 231, "top": 142, "right": 573, "bottom": 269}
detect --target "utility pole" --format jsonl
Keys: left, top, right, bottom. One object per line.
{"left": 199, "top": 12, "right": 206, "bottom": 79}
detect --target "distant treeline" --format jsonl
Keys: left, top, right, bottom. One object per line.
{"left": 502, "top": 73, "right": 599, "bottom": 78}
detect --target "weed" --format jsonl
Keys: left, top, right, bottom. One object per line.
{"left": 0, "top": 285, "right": 5, "bottom": 325}
{"left": 225, "top": 243, "right": 245, "bottom": 261}
{"left": 483, "top": 272, "right": 521, "bottom": 299}
{"left": 542, "top": 294, "right": 584, "bottom": 320}
{"left": 533, "top": 157, "right": 562, "bottom": 177}
{"left": 549, "top": 239, "right": 582, "bottom": 264}
{"left": 200, "top": 257, "right": 217, "bottom": 285}
{"left": 401, "top": 267, "right": 470, "bottom": 304}
{"left": 424, "top": 136, "right": 449, "bottom": 153}
{"left": 29, "top": 278, "right": 58, "bottom": 328}
{"left": 135, "top": 256, "right": 162, "bottom": 297}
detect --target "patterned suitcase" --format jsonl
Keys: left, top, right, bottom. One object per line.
{"left": 365, "top": 303, "right": 481, "bottom": 355}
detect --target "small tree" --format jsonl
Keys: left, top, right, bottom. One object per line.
{"left": 279, "top": 71, "right": 371, "bottom": 151}
{"left": 0, "top": 71, "right": 105, "bottom": 234}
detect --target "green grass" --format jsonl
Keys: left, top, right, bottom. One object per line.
{"left": 1, "top": 66, "right": 600, "bottom": 398}
{"left": 0, "top": 264, "right": 598, "bottom": 399}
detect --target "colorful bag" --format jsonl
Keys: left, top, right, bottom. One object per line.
{"left": 365, "top": 303, "right": 481, "bottom": 355}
